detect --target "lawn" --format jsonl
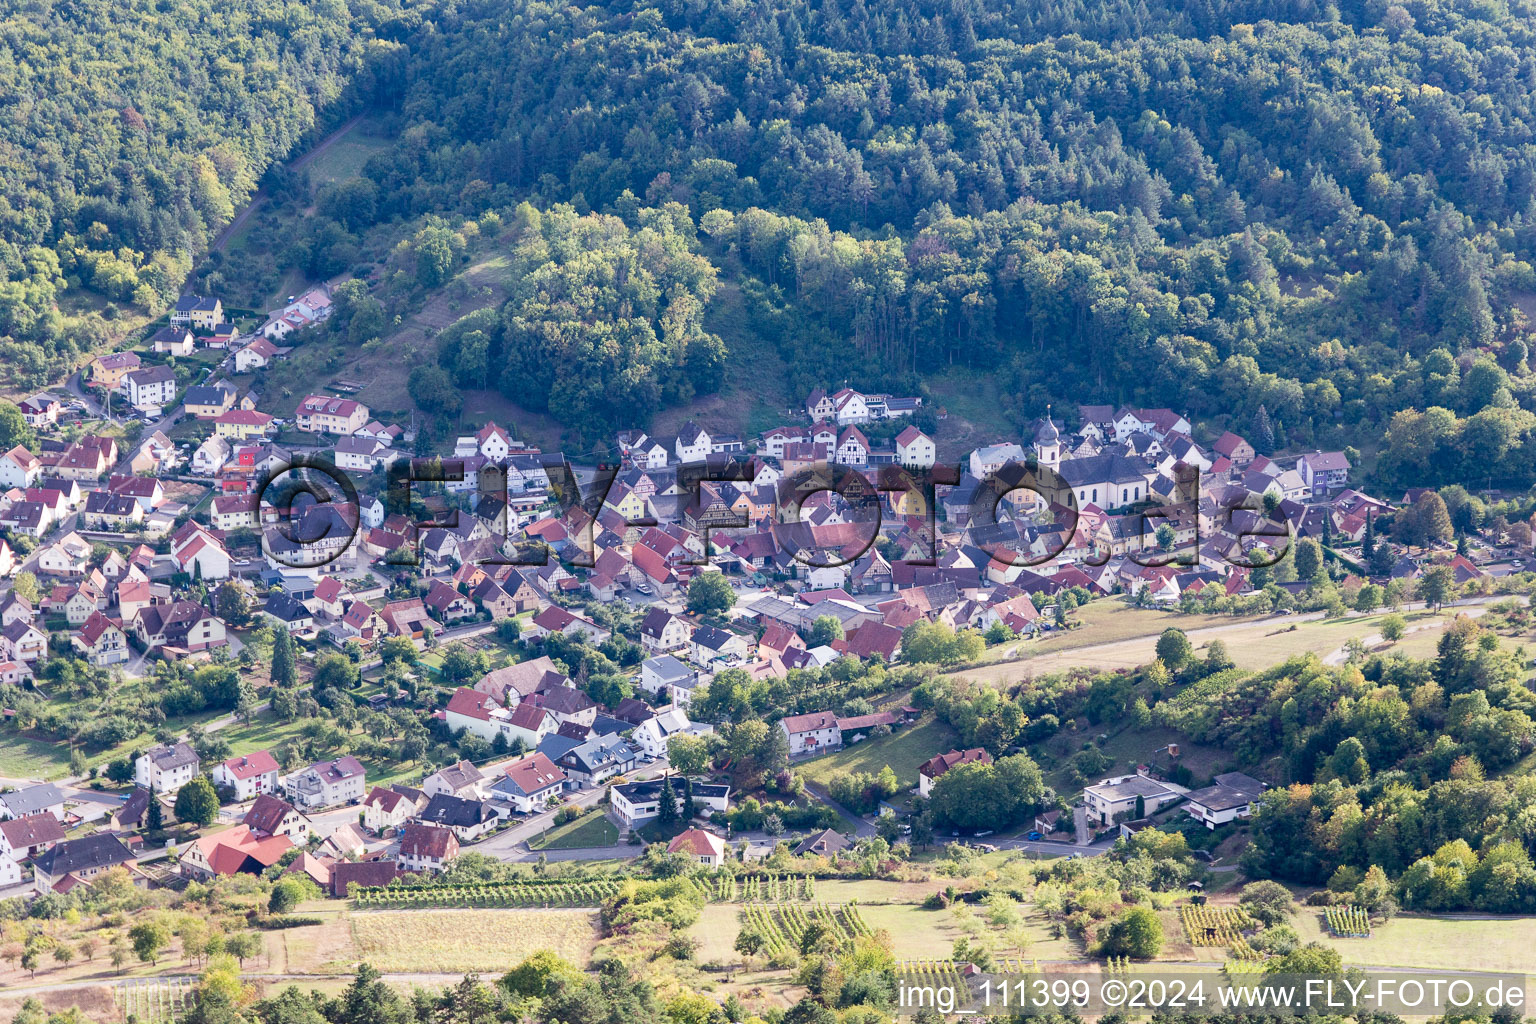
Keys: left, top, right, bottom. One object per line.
{"left": 1292, "top": 911, "right": 1536, "bottom": 973}
{"left": 528, "top": 811, "right": 620, "bottom": 850}
{"left": 304, "top": 120, "right": 394, "bottom": 195}
{"left": 337, "top": 909, "right": 601, "bottom": 973}
{"left": 797, "top": 718, "right": 959, "bottom": 794}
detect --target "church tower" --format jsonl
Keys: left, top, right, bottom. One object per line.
{"left": 1032, "top": 404, "right": 1061, "bottom": 470}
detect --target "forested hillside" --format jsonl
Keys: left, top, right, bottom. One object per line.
{"left": 280, "top": 0, "right": 1536, "bottom": 475}
{"left": 0, "top": 0, "right": 425, "bottom": 385}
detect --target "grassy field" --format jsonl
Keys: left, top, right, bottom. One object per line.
{"left": 956, "top": 604, "right": 1463, "bottom": 682}
{"left": 797, "top": 718, "right": 959, "bottom": 794}
{"left": 529, "top": 811, "right": 620, "bottom": 850}
{"left": 303, "top": 119, "right": 394, "bottom": 196}
{"left": 1293, "top": 911, "right": 1536, "bottom": 973}
{"left": 272, "top": 908, "right": 601, "bottom": 974}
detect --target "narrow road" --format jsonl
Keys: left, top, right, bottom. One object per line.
{"left": 799, "top": 780, "right": 876, "bottom": 838}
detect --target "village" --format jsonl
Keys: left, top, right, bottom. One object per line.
{"left": 0, "top": 285, "right": 1523, "bottom": 912}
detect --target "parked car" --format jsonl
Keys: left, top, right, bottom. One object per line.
{"left": 1026, "top": 831, "right": 1044, "bottom": 841}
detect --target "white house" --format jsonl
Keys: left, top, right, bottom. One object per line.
{"left": 285, "top": 755, "right": 366, "bottom": 810}
{"left": 121, "top": 365, "right": 177, "bottom": 411}
{"left": 895, "top": 426, "right": 936, "bottom": 469}
{"left": 639, "top": 655, "right": 694, "bottom": 697}
{"left": 422, "top": 760, "right": 486, "bottom": 801}
{"left": 1083, "top": 771, "right": 1185, "bottom": 826}
{"left": 610, "top": 777, "right": 730, "bottom": 827}
{"left": 675, "top": 422, "right": 711, "bottom": 464}
{"left": 917, "top": 748, "right": 990, "bottom": 798}
{"left": 632, "top": 705, "right": 712, "bottom": 759}
{"left": 779, "top": 711, "right": 841, "bottom": 757}
{"left": 211, "top": 751, "right": 281, "bottom": 802}
{"left": 362, "top": 786, "right": 418, "bottom": 833}
{"left": 134, "top": 742, "right": 200, "bottom": 794}
{"left": 486, "top": 753, "right": 567, "bottom": 814}
{"left": 1183, "top": 772, "right": 1265, "bottom": 829}
{"left": 397, "top": 822, "right": 459, "bottom": 874}
{"left": 666, "top": 827, "right": 727, "bottom": 865}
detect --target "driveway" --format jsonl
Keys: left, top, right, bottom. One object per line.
{"left": 800, "top": 780, "right": 877, "bottom": 838}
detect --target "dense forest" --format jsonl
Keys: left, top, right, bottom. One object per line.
{"left": 0, "top": 0, "right": 425, "bottom": 384}
{"left": 16, "top": 0, "right": 1536, "bottom": 473}
{"left": 260, "top": 0, "right": 1536, "bottom": 468}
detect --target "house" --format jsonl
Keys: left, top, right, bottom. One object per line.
{"left": 285, "top": 755, "right": 367, "bottom": 810}
{"left": 379, "top": 599, "right": 433, "bottom": 643}
{"left": 418, "top": 792, "right": 500, "bottom": 841}
{"left": 1213, "top": 432, "right": 1255, "bottom": 467}
{"left": 295, "top": 395, "right": 369, "bottom": 435}
{"left": 0, "top": 812, "right": 66, "bottom": 863}
{"left": 362, "top": 787, "right": 418, "bottom": 833}
{"left": 423, "top": 760, "right": 486, "bottom": 801}
{"left": 263, "top": 593, "right": 314, "bottom": 634}
{"left": 526, "top": 604, "right": 609, "bottom": 643}
{"left": 180, "top": 825, "right": 292, "bottom": 880}
{"left": 476, "top": 423, "right": 513, "bottom": 461}
{"left": 0, "top": 619, "right": 48, "bottom": 663}
{"left": 0, "top": 784, "right": 66, "bottom": 822}
{"left": 133, "top": 600, "right": 227, "bottom": 653}
{"left": 234, "top": 336, "right": 291, "bottom": 372}
{"left": 17, "top": 394, "right": 60, "bottom": 427}
{"left": 134, "top": 742, "right": 200, "bottom": 795}
{"left": 1083, "top": 772, "right": 1185, "bottom": 826}
{"left": 793, "top": 828, "right": 851, "bottom": 858}
{"left": 333, "top": 434, "right": 390, "bottom": 472}
{"left": 211, "top": 493, "right": 259, "bottom": 531}
{"left": 212, "top": 751, "right": 281, "bottom": 801}
{"left": 640, "top": 655, "right": 696, "bottom": 701}
{"left": 423, "top": 580, "right": 475, "bottom": 622}
{"left": 81, "top": 490, "right": 142, "bottom": 531}
{"left": 896, "top": 426, "right": 936, "bottom": 469}
{"left": 445, "top": 688, "right": 555, "bottom": 748}
{"left": 779, "top": 711, "right": 841, "bottom": 756}
{"left": 214, "top": 409, "right": 275, "bottom": 441}
{"left": 917, "top": 748, "right": 991, "bottom": 798}
{"left": 690, "top": 624, "right": 750, "bottom": 667}
{"left": 0, "top": 446, "right": 39, "bottom": 489}
{"left": 632, "top": 705, "right": 712, "bottom": 759}
{"left": 111, "top": 788, "right": 151, "bottom": 831}
{"left": 150, "top": 325, "right": 195, "bottom": 356}
{"left": 552, "top": 735, "right": 639, "bottom": 789}
{"left": 1298, "top": 451, "right": 1351, "bottom": 496}
{"left": 192, "top": 435, "right": 233, "bottom": 476}
{"left": 834, "top": 426, "right": 870, "bottom": 466}
{"left": 470, "top": 578, "right": 518, "bottom": 620}
{"left": 610, "top": 777, "right": 730, "bottom": 827}
{"left": 120, "top": 365, "right": 177, "bottom": 411}
{"left": 0, "top": 501, "right": 50, "bottom": 539}
{"left": 666, "top": 827, "right": 727, "bottom": 865}
{"left": 675, "top": 421, "right": 712, "bottom": 463}
{"left": 172, "top": 295, "right": 224, "bottom": 331}
{"left": 244, "top": 794, "right": 311, "bottom": 843}
{"left": 398, "top": 822, "right": 460, "bottom": 874}
{"left": 88, "top": 351, "right": 142, "bottom": 389}
{"left": 31, "top": 834, "right": 135, "bottom": 894}
{"left": 72, "top": 611, "right": 129, "bottom": 666}
{"left": 486, "top": 753, "right": 567, "bottom": 814}
{"left": 639, "top": 608, "right": 691, "bottom": 653}
{"left": 1184, "top": 772, "right": 1266, "bottom": 829}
